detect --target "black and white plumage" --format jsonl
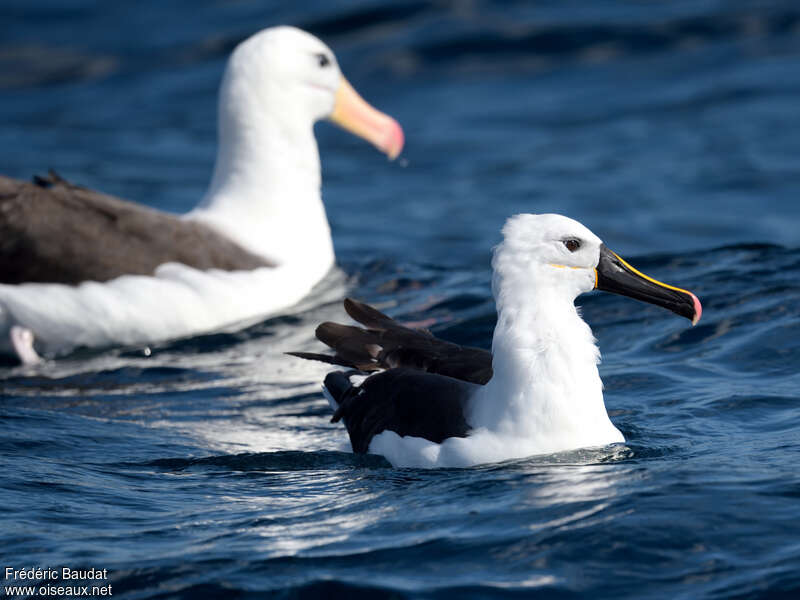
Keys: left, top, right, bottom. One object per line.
{"left": 0, "top": 26, "right": 403, "bottom": 361}
{"left": 293, "top": 214, "right": 702, "bottom": 468}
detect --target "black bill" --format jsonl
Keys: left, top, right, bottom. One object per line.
{"left": 595, "top": 245, "right": 702, "bottom": 324}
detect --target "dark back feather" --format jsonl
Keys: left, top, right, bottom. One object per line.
{"left": 325, "top": 368, "right": 473, "bottom": 453}
{"left": 289, "top": 297, "right": 493, "bottom": 385}
{"left": 0, "top": 172, "right": 272, "bottom": 285}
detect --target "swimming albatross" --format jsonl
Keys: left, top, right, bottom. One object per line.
{"left": 0, "top": 26, "right": 403, "bottom": 362}
{"left": 291, "top": 214, "right": 702, "bottom": 468}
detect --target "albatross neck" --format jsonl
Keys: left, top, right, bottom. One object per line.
{"left": 190, "top": 93, "right": 333, "bottom": 273}
{"left": 469, "top": 250, "right": 624, "bottom": 451}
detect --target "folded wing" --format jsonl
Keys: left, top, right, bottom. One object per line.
{"left": 290, "top": 297, "right": 493, "bottom": 384}
{"left": 324, "top": 368, "right": 476, "bottom": 453}
{"left": 291, "top": 298, "right": 495, "bottom": 453}
{"left": 0, "top": 172, "right": 272, "bottom": 285}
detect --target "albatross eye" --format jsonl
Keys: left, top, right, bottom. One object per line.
{"left": 563, "top": 238, "right": 581, "bottom": 252}
{"left": 315, "top": 53, "right": 331, "bottom": 68}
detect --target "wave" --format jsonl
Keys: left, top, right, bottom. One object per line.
{"left": 127, "top": 450, "right": 390, "bottom": 472}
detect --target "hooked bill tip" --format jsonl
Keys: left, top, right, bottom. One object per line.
{"left": 690, "top": 292, "right": 702, "bottom": 326}
{"left": 384, "top": 118, "right": 404, "bottom": 160}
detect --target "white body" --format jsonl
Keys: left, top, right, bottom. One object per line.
{"left": 367, "top": 215, "right": 626, "bottom": 468}
{"left": 0, "top": 262, "right": 338, "bottom": 357}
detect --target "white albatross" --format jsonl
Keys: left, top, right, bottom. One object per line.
{"left": 291, "top": 214, "right": 702, "bottom": 468}
{"left": 0, "top": 26, "right": 403, "bottom": 362}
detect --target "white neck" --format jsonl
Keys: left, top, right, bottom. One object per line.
{"left": 188, "top": 67, "right": 334, "bottom": 278}
{"left": 469, "top": 245, "right": 623, "bottom": 453}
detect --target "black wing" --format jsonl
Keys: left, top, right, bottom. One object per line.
{"left": 325, "top": 368, "right": 477, "bottom": 453}
{"left": 290, "top": 297, "right": 494, "bottom": 385}
{"left": 0, "top": 172, "right": 272, "bottom": 284}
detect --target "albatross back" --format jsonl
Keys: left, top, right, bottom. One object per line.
{"left": 0, "top": 173, "right": 272, "bottom": 285}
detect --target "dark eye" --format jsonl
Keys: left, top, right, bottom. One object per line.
{"left": 563, "top": 238, "right": 581, "bottom": 252}
{"left": 315, "top": 53, "right": 331, "bottom": 68}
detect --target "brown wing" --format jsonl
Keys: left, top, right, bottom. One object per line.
{"left": 324, "top": 368, "right": 474, "bottom": 453}
{"left": 0, "top": 172, "right": 273, "bottom": 285}
{"left": 289, "top": 297, "right": 494, "bottom": 385}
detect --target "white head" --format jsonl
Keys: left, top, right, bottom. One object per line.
{"left": 496, "top": 213, "right": 701, "bottom": 323}
{"left": 197, "top": 26, "right": 405, "bottom": 267}
{"left": 217, "top": 26, "right": 403, "bottom": 161}
{"left": 474, "top": 213, "right": 699, "bottom": 451}
{"left": 498, "top": 214, "right": 602, "bottom": 301}
{"left": 234, "top": 27, "right": 343, "bottom": 122}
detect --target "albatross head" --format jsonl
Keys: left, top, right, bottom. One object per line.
{"left": 500, "top": 214, "right": 702, "bottom": 324}
{"left": 221, "top": 26, "right": 403, "bottom": 159}
{"left": 196, "top": 26, "right": 404, "bottom": 271}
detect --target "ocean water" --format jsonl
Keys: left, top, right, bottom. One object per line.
{"left": 2, "top": 1, "right": 800, "bottom": 598}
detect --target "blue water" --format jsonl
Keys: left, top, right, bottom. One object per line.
{"left": 3, "top": 1, "right": 800, "bottom": 597}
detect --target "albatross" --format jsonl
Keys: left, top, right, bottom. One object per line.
{"left": 291, "top": 214, "right": 702, "bottom": 468}
{"left": 0, "top": 26, "right": 403, "bottom": 362}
